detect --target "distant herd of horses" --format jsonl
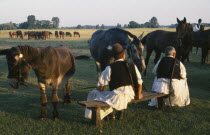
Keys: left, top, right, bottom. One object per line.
{"left": 0, "top": 17, "right": 210, "bottom": 119}
{"left": 9, "top": 31, "right": 81, "bottom": 40}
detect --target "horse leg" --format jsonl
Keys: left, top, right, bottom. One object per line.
{"left": 144, "top": 49, "right": 153, "bottom": 76}
{"left": 95, "top": 61, "right": 101, "bottom": 80}
{"left": 201, "top": 47, "right": 207, "bottom": 64}
{"left": 38, "top": 82, "right": 48, "bottom": 120}
{"left": 63, "top": 79, "right": 71, "bottom": 104}
{"left": 196, "top": 47, "right": 199, "bottom": 55}
{"left": 51, "top": 84, "right": 59, "bottom": 119}
{"left": 154, "top": 50, "right": 161, "bottom": 64}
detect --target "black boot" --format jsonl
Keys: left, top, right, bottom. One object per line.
{"left": 115, "top": 110, "right": 124, "bottom": 120}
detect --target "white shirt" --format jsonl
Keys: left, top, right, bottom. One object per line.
{"left": 194, "top": 24, "right": 201, "bottom": 32}
{"left": 97, "top": 59, "right": 143, "bottom": 95}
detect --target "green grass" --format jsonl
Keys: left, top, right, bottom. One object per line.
{"left": 0, "top": 30, "right": 210, "bottom": 135}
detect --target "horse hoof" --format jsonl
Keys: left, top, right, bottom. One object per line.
{"left": 53, "top": 117, "right": 59, "bottom": 120}
{"left": 40, "top": 117, "right": 46, "bottom": 120}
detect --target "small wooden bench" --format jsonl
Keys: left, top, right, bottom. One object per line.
{"left": 78, "top": 92, "right": 168, "bottom": 127}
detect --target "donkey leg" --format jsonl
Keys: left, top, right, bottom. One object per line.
{"left": 38, "top": 82, "right": 48, "bottom": 120}
{"left": 51, "top": 85, "right": 59, "bottom": 119}
{"left": 63, "top": 79, "right": 71, "bottom": 104}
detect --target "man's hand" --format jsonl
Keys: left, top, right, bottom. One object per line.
{"left": 97, "top": 86, "right": 105, "bottom": 92}
{"left": 135, "top": 84, "right": 143, "bottom": 100}
{"left": 135, "top": 93, "right": 143, "bottom": 100}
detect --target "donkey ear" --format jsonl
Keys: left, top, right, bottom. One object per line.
{"left": 177, "top": 18, "right": 180, "bottom": 23}
{"left": 183, "top": 17, "right": 186, "bottom": 23}
{"left": 0, "top": 49, "right": 9, "bottom": 55}
{"left": 138, "top": 32, "right": 144, "bottom": 40}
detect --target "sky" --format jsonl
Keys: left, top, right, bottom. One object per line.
{"left": 0, "top": 0, "right": 210, "bottom": 27}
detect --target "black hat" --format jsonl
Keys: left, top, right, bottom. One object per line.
{"left": 198, "top": 19, "right": 202, "bottom": 22}
{"left": 112, "top": 43, "right": 126, "bottom": 55}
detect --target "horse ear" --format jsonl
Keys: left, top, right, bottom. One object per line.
{"left": 177, "top": 18, "right": 180, "bottom": 23}
{"left": 138, "top": 32, "right": 144, "bottom": 40}
{"left": 0, "top": 49, "right": 9, "bottom": 55}
{"left": 183, "top": 17, "right": 186, "bottom": 23}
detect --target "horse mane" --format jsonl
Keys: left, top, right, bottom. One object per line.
{"left": 17, "top": 45, "right": 39, "bottom": 60}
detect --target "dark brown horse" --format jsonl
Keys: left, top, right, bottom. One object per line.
{"left": 59, "top": 31, "right": 65, "bottom": 39}
{"left": 176, "top": 18, "right": 210, "bottom": 64}
{"left": 66, "top": 32, "right": 72, "bottom": 37}
{"left": 9, "top": 32, "right": 13, "bottom": 38}
{"left": 74, "top": 31, "right": 80, "bottom": 38}
{"left": 55, "top": 31, "right": 59, "bottom": 39}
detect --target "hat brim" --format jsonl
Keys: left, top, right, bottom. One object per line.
{"left": 113, "top": 49, "right": 126, "bottom": 56}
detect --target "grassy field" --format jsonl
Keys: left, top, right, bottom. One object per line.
{"left": 0, "top": 28, "right": 210, "bottom": 135}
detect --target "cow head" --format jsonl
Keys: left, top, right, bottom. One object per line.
{"left": 176, "top": 17, "right": 187, "bottom": 39}
{"left": 127, "top": 33, "right": 146, "bottom": 72}
{"left": 0, "top": 47, "right": 31, "bottom": 89}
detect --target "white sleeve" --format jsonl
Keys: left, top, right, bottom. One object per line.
{"left": 97, "top": 66, "right": 111, "bottom": 86}
{"left": 194, "top": 25, "right": 199, "bottom": 32}
{"left": 134, "top": 65, "right": 143, "bottom": 84}
{"left": 152, "top": 60, "right": 161, "bottom": 75}
{"left": 180, "top": 62, "right": 187, "bottom": 79}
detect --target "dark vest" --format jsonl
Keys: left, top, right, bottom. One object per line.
{"left": 109, "top": 61, "right": 138, "bottom": 91}
{"left": 157, "top": 57, "right": 181, "bottom": 79}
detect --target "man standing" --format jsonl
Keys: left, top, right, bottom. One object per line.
{"left": 148, "top": 46, "right": 190, "bottom": 107}
{"left": 194, "top": 19, "right": 202, "bottom": 32}
{"left": 85, "top": 43, "right": 143, "bottom": 120}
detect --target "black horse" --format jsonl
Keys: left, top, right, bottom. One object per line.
{"left": 176, "top": 18, "right": 210, "bottom": 64}
{"left": 89, "top": 28, "right": 146, "bottom": 79}
{"left": 141, "top": 30, "right": 184, "bottom": 76}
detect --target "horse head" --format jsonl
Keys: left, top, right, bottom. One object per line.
{"left": 176, "top": 17, "right": 188, "bottom": 39}
{"left": 0, "top": 47, "right": 32, "bottom": 89}
{"left": 127, "top": 33, "right": 146, "bottom": 72}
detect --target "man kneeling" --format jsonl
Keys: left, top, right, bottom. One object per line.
{"left": 85, "top": 43, "right": 143, "bottom": 120}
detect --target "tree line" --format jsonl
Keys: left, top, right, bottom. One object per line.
{"left": 0, "top": 15, "right": 60, "bottom": 30}
{"left": 63, "top": 17, "right": 160, "bottom": 29}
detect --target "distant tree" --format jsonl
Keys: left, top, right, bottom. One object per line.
{"left": 76, "top": 24, "right": 82, "bottom": 29}
{"left": 123, "top": 24, "right": 128, "bottom": 28}
{"left": 0, "top": 22, "right": 17, "bottom": 30}
{"left": 149, "top": 17, "right": 159, "bottom": 28}
{"left": 101, "top": 24, "right": 105, "bottom": 29}
{"left": 117, "top": 23, "right": 121, "bottom": 28}
{"left": 96, "top": 24, "right": 100, "bottom": 29}
{"left": 144, "top": 22, "right": 151, "bottom": 28}
{"left": 41, "top": 20, "right": 52, "bottom": 29}
{"left": 35, "top": 20, "right": 42, "bottom": 29}
{"left": 128, "top": 21, "right": 140, "bottom": 28}
{"left": 52, "top": 17, "right": 60, "bottom": 28}
{"left": 18, "top": 22, "right": 29, "bottom": 29}
{"left": 27, "top": 15, "right": 36, "bottom": 29}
